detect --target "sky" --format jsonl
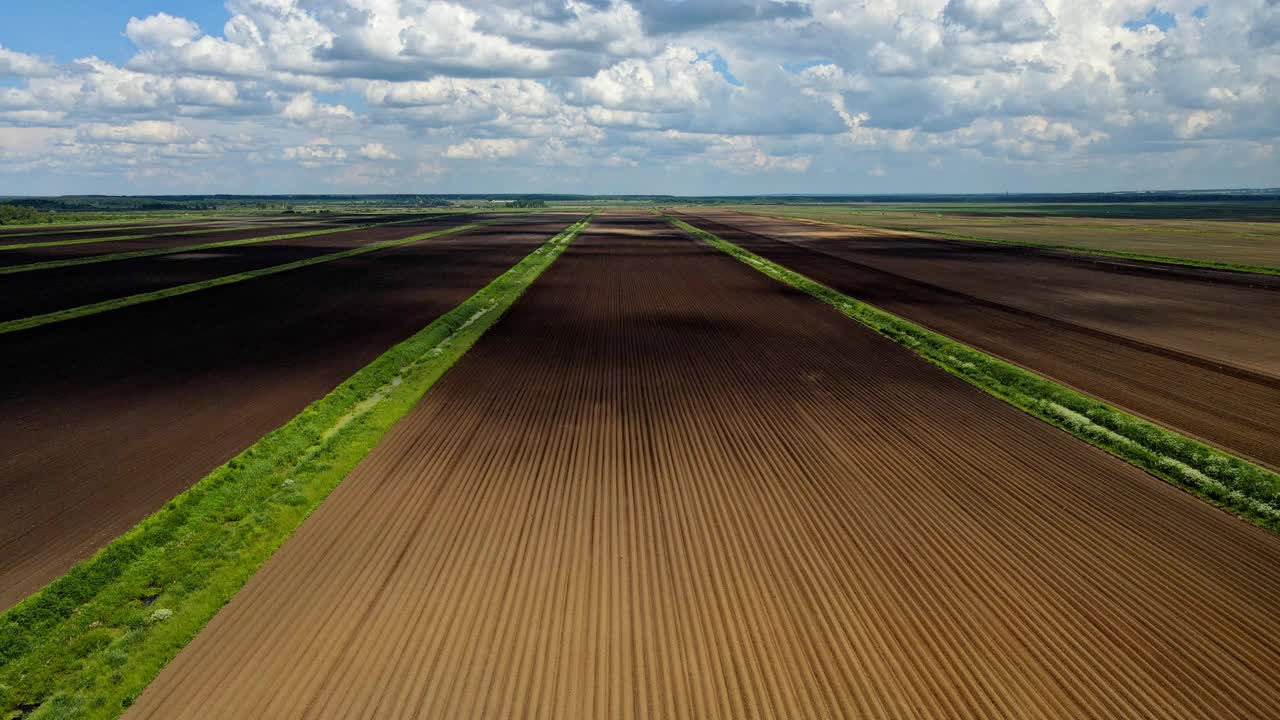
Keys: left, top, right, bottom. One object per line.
{"left": 0, "top": 0, "right": 1276, "bottom": 196}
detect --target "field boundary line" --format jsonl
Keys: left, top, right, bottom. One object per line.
{"left": 0, "top": 216, "right": 442, "bottom": 275}
{"left": 0, "top": 220, "right": 501, "bottom": 335}
{"left": 732, "top": 208, "right": 1280, "bottom": 277}
{"left": 0, "top": 215, "right": 593, "bottom": 719}
{"left": 666, "top": 213, "right": 1280, "bottom": 533}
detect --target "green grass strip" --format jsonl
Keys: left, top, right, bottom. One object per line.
{"left": 0, "top": 214, "right": 592, "bottom": 720}
{"left": 0, "top": 217, "right": 431, "bottom": 276}
{"left": 0, "top": 221, "right": 485, "bottom": 336}
{"left": 667, "top": 213, "right": 1280, "bottom": 532}
{"left": 737, "top": 209, "right": 1280, "bottom": 276}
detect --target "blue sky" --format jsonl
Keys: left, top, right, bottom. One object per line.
{"left": 0, "top": 1, "right": 1276, "bottom": 195}
{"left": 5, "top": 2, "right": 228, "bottom": 64}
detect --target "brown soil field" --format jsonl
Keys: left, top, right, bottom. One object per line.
{"left": 0, "top": 214, "right": 484, "bottom": 321}
{"left": 0, "top": 214, "right": 578, "bottom": 609}
{"left": 130, "top": 213, "right": 1280, "bottom": 719}
{"left": 739, "top": 205, "right": 1280, "bottom": 268}
{"left": 0, "top": 220, "right": 266, "bottom": 246}
{"left": 0, "top": 213, "right": 438, "bottom": 267}
{"left": 678, "top": 211, "right": 1280, "bottom": 469}
{"left": 0, "top": 223, "right": 319, "bottom": 267}
{"left": 0, "top": 213, "right": 407, "bottom": 240}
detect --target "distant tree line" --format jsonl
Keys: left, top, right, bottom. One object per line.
{"left": 508, "top": 199, "right": 547, "bottom": 208}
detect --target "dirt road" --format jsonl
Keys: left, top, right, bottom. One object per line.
{"left": 129, "top": 214, "right": 1280, "bottom": 719}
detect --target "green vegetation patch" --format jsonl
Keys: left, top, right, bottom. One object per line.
{"left": 0, "top": 221, "right": 485, "bottom": 336}
{"left": 0, "top": 215, "right": 592, "bottom": 720}
{"left": 0, "top": 204, "right": 52, "bottom": 226}
{"left": 667, "top": 214, "right": 1280, "bottom": 532}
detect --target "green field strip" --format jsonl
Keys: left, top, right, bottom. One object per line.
{"left": 0, "top": 215, "right": 592, "bottom": 720}
{"left": 735, "top": 209, "right": 1280, "bottom": 276}
{"left": 667, "top": 213, "right": 1280, "bottom": 533}
{"left": 0, "top": 216, "right": 430, "bottom": 276}
{"left": 0, "top": 221, "right": 494, "bottom": 336}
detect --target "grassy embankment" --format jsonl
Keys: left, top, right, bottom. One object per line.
{"left": 0, "top": 216, "right": 442, "bottom": 276}
{"left": 667, "top": 214, "right": 1280, "bottom": 532}
{"left": 0, "top": 221, "right": 490, "bottom": 335}
{"left": 734, "top": 207, "right": 1280, "bottom": 276}
{"left": 0, "top": 215, "right": 593, "bottom": 720}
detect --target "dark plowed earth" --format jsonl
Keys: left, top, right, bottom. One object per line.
{"left": 0, "top": 214, "right": 577, "bottom": 608}
{"left": 678, "top": 211, "right": 1280, "bottom": 470}
{"left": 130, "top": 214, "right": 1280, "bottom": 719}
{"left": 0, "top": 221, "right": 245, "bottom": 244}
{"left": 0, "top": 215, "right": 477, "bottom": 321}
{"left": 0, "top": 213, "right": 438, "bottom": 267}
{"left": 686, "top": 211, "right": 1280, "bottom": 374}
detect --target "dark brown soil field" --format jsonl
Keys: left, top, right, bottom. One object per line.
{"left": 0, "top": 213, "right": 442, "bottom": 267}
{"left": 0, "top": 220, "right": 261, "bottom": 247}
{"left": 0, "top": 215, "right": 484, "bottom": 321}
{"left": 0, "top": 214, "right": 411, "bottom": 241}
{"left": 0, "top": 222, "right": 319, "bottom": 267}
{"left": 129, "top": 213, "right": 1280, "bottom": 719}
{"left": 677, "top": 211, "right": 1280, "bottom": 469}
{"left": 0, "top": 214, "right": 577, "bottom": 609}
{"left": 737, "top": 205, "right": 1280, "bottom": 268}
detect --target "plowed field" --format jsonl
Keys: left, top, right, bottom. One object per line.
{"left": 0, "top": 214, "right": 480, "bottom": 321}
{"left": 0, "top": 214, "right": 439, "bottom": 267}
{"left": 128, "top": 213, "right": 1280, "bottom": 719}
{"left": 0, "top": 214, "right": 577, "bottom": 608}
{"left": 676, "top": 211, "right": 1280, "bottom": 469}
{"left": 0, "top": 220, "right": 250, "bottom": 244}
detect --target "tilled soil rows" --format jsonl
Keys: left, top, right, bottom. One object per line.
{"left": 0, "top": 215, "right": 577, "bottom": 608}
{"left": 128, "top": 213, "right": 1280, "bottom": 719}
{"left": 677, "top": 211, "right": 1280, "bottom": 470}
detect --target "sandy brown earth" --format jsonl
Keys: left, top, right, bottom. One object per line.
{"left": 0, "top": 214, "right": 577, "bottom": 608}
{"left": 677, "top": 211, "right": 1280, "bottom": 469}
{"left": 130, "top": 214, "right": 1280, "bottom": 719}
{"left": 0, "top": 214, "right": 486, "bottom": 321}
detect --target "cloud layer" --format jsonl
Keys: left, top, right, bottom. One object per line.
{"left": 0, "top": 0, "right": 1276, "bottom": 194}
